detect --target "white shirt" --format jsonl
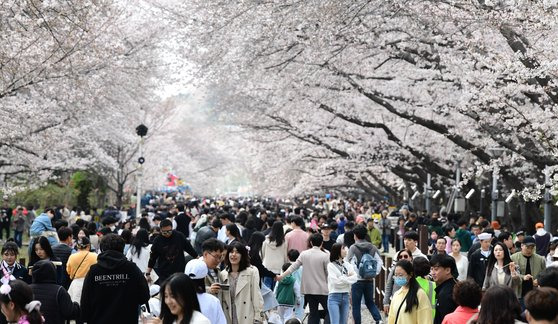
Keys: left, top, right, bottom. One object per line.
{"left": 126, "top": 245, "right": 151, "bottom": 273}
{"left": 451, "top": 254, "right": 469, "bottom": 281}
{"left": 173, "top": 310, "right": 210, "bottom": 324}
{"left": 217, "top": 226, "right": 228, "bottom": 243}
{"left": 197, "top": 293, "right": 226, "bottom": 324}
{"left": 327, "top": 261, "right": 358, "bottom": 293}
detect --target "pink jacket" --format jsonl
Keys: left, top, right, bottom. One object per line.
{"left": 442, "top": 306, "right": 478, "bottom": 324}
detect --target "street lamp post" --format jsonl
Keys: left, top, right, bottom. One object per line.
{"left": 135, "top": 124, "right": 148, "bottom": 219}
{"left": 487, "top": 147, "right": 505, "bottom": 222}
{"left": 480, "top": 189, "right": 485, "bottom": 216}
{"left": 491, "top": 165, "right": 499, "bottom": 222}
{"left": 425, "top": 173, "right": 431, "bottom": 216}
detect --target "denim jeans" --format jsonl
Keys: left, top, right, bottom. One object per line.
{"left": 14, "top": 230, "right": 23, "bottom": 248}
{"left": 328, "top": 292, "right": 349, "bottom": 324}
{"left": 382, "top": 234, "right": 390, "bottom": 252}
{"left": 263, "top": 276, "right": 276, "bottom": 290}
{"left": 351, "top": 280, "right": 381, "bottom": 324}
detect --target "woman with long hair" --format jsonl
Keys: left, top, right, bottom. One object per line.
{"left": 327, "top": 243, "right": 357, "bottom": 324}
{"left": 126, "top": 229, "right": 151, "bottom": 274}
{"left": 262, "top": 222, "right": 288, "bottom": 289}
{"left": 150, "top": 273, "right": 209, "bottom": 324}
{"left": 387, "top": 259, "right": 432, "bottom": 324}
{"left": 219, "top": 241, "right": 264, "bottom": 324}
{"left": 449, "top": 239, "right": 468, "bottom": 281}
{"left": 383, "top": 249, "right": 413, "bottom": 314}
{"left": 138, "top": 218, "right": 151, "bottom": 232}
{"left": 225, "top": 224, "right": 242, "bottom": 245}
{"left": 0, "top": 280, "right": 44, "bottom": 324}
{"left": 482, "top": 242, "right": 520, "bottom": 293}
{"left": 472, "top": 285, "right": 523, "bottom": 324}
{"left": 120, "top": 229, "right": 133, "bottom": 256}
{"left": 29, "top": 237, "right": 62, "bottom": 285}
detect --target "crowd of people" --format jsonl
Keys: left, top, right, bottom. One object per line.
{"left": 0, "top": 194, "right": 557, "bottom": 324}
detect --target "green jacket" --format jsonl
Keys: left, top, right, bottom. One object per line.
{"left": 367, "top": 227, "right": 381, "bottom": 248}
{"left": 510, "top": 251, "right": 546, "bottom": 296}
{"left": 275, "top": 274, "right": 296, "bottom": 306}
{"left": 416, "top": 277, "right": 436, "bottom": 318}
{"left": 456, "top": 228, "right": 472, "bottom": 252}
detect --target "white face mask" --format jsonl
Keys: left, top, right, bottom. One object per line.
{"left": 109, "top": 225, "right": 116, "bottom": 231}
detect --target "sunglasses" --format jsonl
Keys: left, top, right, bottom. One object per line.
{"left": 399, "top": 254, "right": 410, "bottom": 259}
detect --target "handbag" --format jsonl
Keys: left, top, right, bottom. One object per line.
{"left": 69, "top": 252, "right": 89, "bottom": 283}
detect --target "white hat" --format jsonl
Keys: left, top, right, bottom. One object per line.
{"left": 478, "top": 233, "right": 492, "bottom": 241}
{"left": 185, "top": 258, "right": 208, "bottom": 280}
{"left": 149, "top": 284, "right": 160, "bottom": 297}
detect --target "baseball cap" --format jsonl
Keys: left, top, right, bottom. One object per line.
{"left": 478, "top": 232, "right": 492, "bottom": 241}
{"left": 185, "top": 258, "right": 208, "bottom": 279}
{"left": 523, "top": 236, "right": 536, "bottom": 246}
{"left": 149, "top": 284, "right": 160, "bottom": 297}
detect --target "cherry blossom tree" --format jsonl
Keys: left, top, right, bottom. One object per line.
{"left": 154, "top": 0, "right": 558, "bottom": 225}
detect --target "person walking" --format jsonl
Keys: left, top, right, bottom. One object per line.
{"left": 449, "top": 239, "right": 468, "bottom": 281}
{"left": 467, "top": 232, "right": 492, "bottom": 287}
{"left": 66, "top": 237, "right": 97, "bottom": 304}
{"left": 184, "top": 259, "right": 227, "bottom": 324}
{"left": 0, "top": 280, "right": 44, "bottom": 324}
{"left": 30, "top": 260, "right": 80, "bottom": 324}
{"left": 145, "top": 219, "right": 198, "bottom": 284}
{"left": 1, "top": 242, "right": 30, "bottom": 283}
{"left": 52, "top": 227, "right": 74, "bottom": 289}
{"left": 442, "top": 280, "right": 481, "bottom": 324}
{"left": 511, "top": 235, "right": 547, "bottom": 308}
{"left": 383, "top": 249, "right": 413, "bottom": 314}
{"left": 285, "top": 217, "right": 309, "bottom": 253}
{"left": 327, "top": 243, "right": 357, "bottom": 324}
{"left": 81, "top": 234, "right": 149, "bottom": 324}
{"left": 0, "top": 199, "right": 12, "bottom": 242}
{"left": 482, "top": 242, "right": 520, "bottom": 294}
{"left": 219, "top": 241, "right": 264, "bottom": 324}
{"left": 470, "top": 285, "right": 523, "bottom": 324}
{"left": 275, "top": 262, "right": 299, "bottom": 323}
{"left": 430, "top": 254, "right": 458, "bottom": 324}
{"left": 278, "top": 233, "right": 330, "bottom": 324}
{"left": 348, "top": 225, "right": 383, "bottom": 324}
{"left": 379, "top": 210, "right": 391, "bottom": 253}
{"left": 194, "top": 218, "right": 221, "bottom": 255}
{"left": 147, "top": 273, "right": 210, "bottom": 324}
{"left": 262, "top": 222, "right": 288, "bottom": 289}
{"left": 125, "top": 228, "right": 152, "bottom": 275}
{"left": 387, "top": 259, "right": 432, "bottom": 324}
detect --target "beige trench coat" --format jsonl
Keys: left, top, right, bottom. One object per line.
{"left": 220, "top": 265, "right": 264, "bottom": 324}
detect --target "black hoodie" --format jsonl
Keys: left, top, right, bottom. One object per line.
{"left": 81, "top": 250, "right": 149, "bottom": 324}
{"left": 30, "top": 260, "right": 80, "bottom": 324}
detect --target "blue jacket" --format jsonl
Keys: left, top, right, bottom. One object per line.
{"left": 30, "top": 213, "right": 58, "bottom": 247}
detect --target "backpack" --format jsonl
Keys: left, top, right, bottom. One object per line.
{"left": 356, "top": 245, "right": 377, "bottom": 280}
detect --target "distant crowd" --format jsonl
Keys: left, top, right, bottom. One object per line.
{"left": 0, "top": 194, "right": 557, "bottom": 324}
